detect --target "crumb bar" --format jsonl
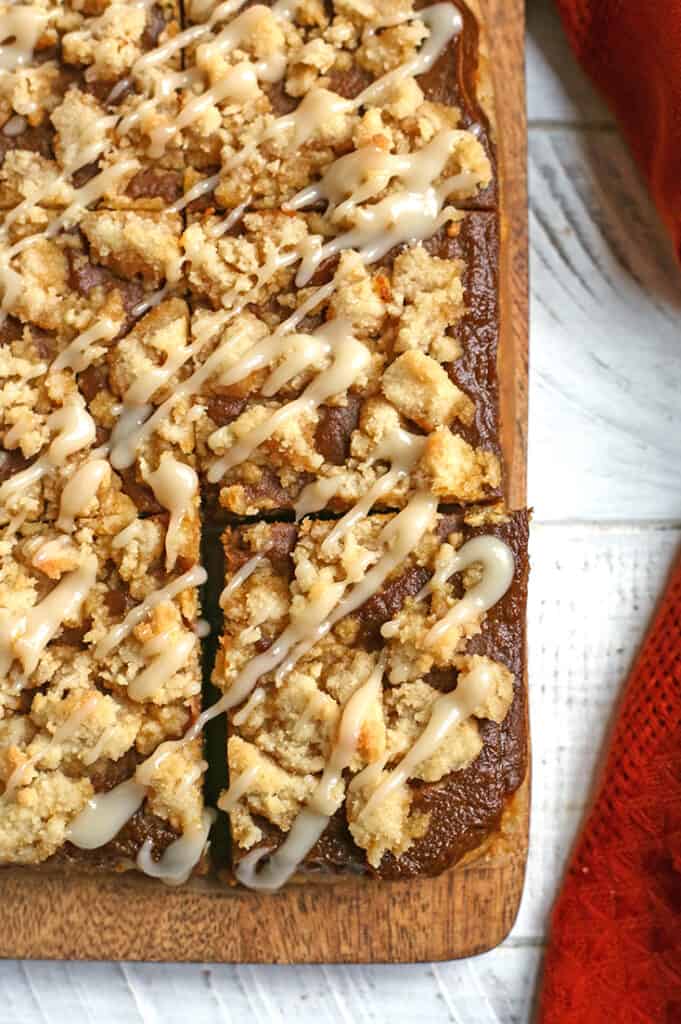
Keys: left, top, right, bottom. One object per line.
{"left": 192, "top": 211, "right": 502, "bottom": 517}
{"left": 215, "top": 505, "right": 527, "bottom": 884}
{"left": 0, "top": 0, "right": 185, "bottom": 212}
{"left": 0, "top": 511, "right": 207, "bottom": 876}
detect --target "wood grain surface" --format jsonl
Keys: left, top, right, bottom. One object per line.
{"left": 0, "top": 0, "right": 528, "bottom": 965}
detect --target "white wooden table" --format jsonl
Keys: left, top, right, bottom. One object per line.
{"left": 3, "top": 2, "right": 681, "bottom": 1020}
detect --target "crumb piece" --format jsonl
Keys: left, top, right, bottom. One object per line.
{"left": 381, "top": 350, "right": 474, "bottom": 430}
{"left": 416, "top": 428, "right": 500, "bottom": 501}
{"left": 222, "top": 736, "right": 316, "bottom": 848}
{"left": 346, "top": 767, "right": 430, "bottom": 867}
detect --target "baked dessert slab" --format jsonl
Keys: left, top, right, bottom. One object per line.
{"left": 0, "top": 0, "right": 495, "bottom": 215}
{"left": 181, "top": 0, "right": 497, "bottom": 208}
{"left": 191, "top": 211, "right": 502, "bottom": 517}
{"left": 0, "top": 207, "right": 198, "bottom": 527}
{"left": 0, "top": 502, "right": 209, "bottom": 876}
{"left": 0, "top": 0, "right": 185, "bottom": 212}
{"left": 215, "top": 504, "right": 527, "bottom": 886}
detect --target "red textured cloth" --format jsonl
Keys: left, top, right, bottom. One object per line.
{"left": 555, "top": 0, "right": 681, "bottom": 257}
{"left": 537, "top": 551, "right": 681, "bottom": 1022}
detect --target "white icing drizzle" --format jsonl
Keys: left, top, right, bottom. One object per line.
{"left": 108, "top": 402, "right": 154, "bottom": 467}
{"left": 169, "top": 172, "right": 220, "bottom": 215}
{"left": 275, "top": 281, "right": 336, "bottom": 334}
{"left": 0, "top": 460, "right": 46, "bottom": 506}
{"left": 271, "top": 0, "right": 298, "bottom": 19}
{"left": 111, "top": 518, "right": 143, "bottom": 551}
{"left": 108, "top": 315, "right": 254, "bottom": 469}
{"left": 232, "top": 684, "right": 265, "bottom": 726}
{"left": 94, "top": 564, "right": 207, "bottom": 659}
{"left": 354, "top": 3, "right": 462, "bottom": 108}
{"left": 136, "top": 808, "right": 215, "bottom": 886}
{"left": 68, "top": 779, "right": 146, "bottom": 848}
{"left": 145, "top": 453, "right": 199, "bottom": 570}
{"left": 188, "top": 0, "right": 229, "bottom": 20}
{"left": 207, "top": 319, "right": 371, "bottom": 482}
{"left": 29, "top": 534, "right": 73, "bottom": 573}
{"left": 44, "top": 400, "right": 97, "bottom": 464}
{"left": 425, "top": 536, "right": 516, "bottom": 645}
{"left": 128, "top": 629, "right": 197, "bottom": 701}
{"left": 207, "top": 196, "right": 250, "bottom": 238}
{"left": 3, "top": 114, "right": 27, "bottom": 137}
{"left": 219, "top": 553, "right": 265, "bottom": 607}
{"left": 0, "top": 554, "right": 97, "bottom": 677}
{"left": 359, "top": 659, "right": 495, "bottom": 818}
{"left": 133, "top": 736, "right": 177, "bottom": 786}
{"left": 0, "top": 6, "right": 48, "bottom": 72}
{"left": 287, "top": 129, "right": 473, "bottom": 219}
{"left": 201, "top": 576, "right": 347, "bottom": 723}
{"left": 134, "top": 0, "right": 246, "bottom": 72}
{"left": 130, "top": 285, "right": 172, "bottom": 320}
{"left": 218, "top": 763, "right": 260, "bottom": 812}
{"left": 56, "top": 458, "right": 110, "bottom": 532}
{"left": 320, "top": 428, "right": 425, "bottom": 554}
{"left": 295, "top": 186, "right": 460, "bottom": 287}
{"left": 0, "top": 399, "right": 96, "bottom": 507}
{"left": 6, "top": 160, "right": 138, "bottom": 260}
{"left": 275, "top": 490, "right": 438, "bottom": 683}
{"left": 293, "top": 477, "right": 341, "bottom": 520}
{"left": 51, "top": 318, "right": 119, "bottom": 374}
{"left": 0, "top": 113, "right": 118, "bottom": 242}
{"left": 147, "top": 61, "right": 260, "bottom": 158}
{"left": 263, "top": 87, "right": 351, "bottom": 150}
{"left": 81, "top": 724, "right": 116, "bottom": 767}
{"left": 3, "top": 413, "right": 33, "bottom": 450}
{"left": 235, "top": 656, "right": 385, "bottom": 890}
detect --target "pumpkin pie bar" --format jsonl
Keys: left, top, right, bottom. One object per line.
{"left": 0, "top": 0, "right": 185, "bottom": 212}
{"left": 190, "top": 211, "right": 502, "bottom": 517}
{"left": 0, "top": 507, "right": 209, "bottom": 877}
{"left": 0, "top": 208, "right": 197, "bottom": 527}
{"left": 215, "top": 504, "right": 527, "bottom": 885}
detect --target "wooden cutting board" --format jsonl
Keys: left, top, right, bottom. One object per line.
{"left": 0, "top": 0, "right": 527, "bottom": 964}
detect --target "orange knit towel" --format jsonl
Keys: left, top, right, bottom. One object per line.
{"left": 555, "top": 0, "right": 681, "bottom": 256}
{"left": 538, "top": 5, "right": 681, "bottom": 1020}
{"left": 537, "top": 548, "right": 681, "bottom": 1022}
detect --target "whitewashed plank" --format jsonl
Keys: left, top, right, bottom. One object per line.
{"left": 528, "top": 130, "right": 681, "bottom": 520}
{"left": 526, "top": 0, "right": 613, "bottom": 125}
{"left": 513, "top": 522, "right": 680, "bottom": 939}
{"left": 0, "top": 952, "right": 543, "bottom": 1024}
